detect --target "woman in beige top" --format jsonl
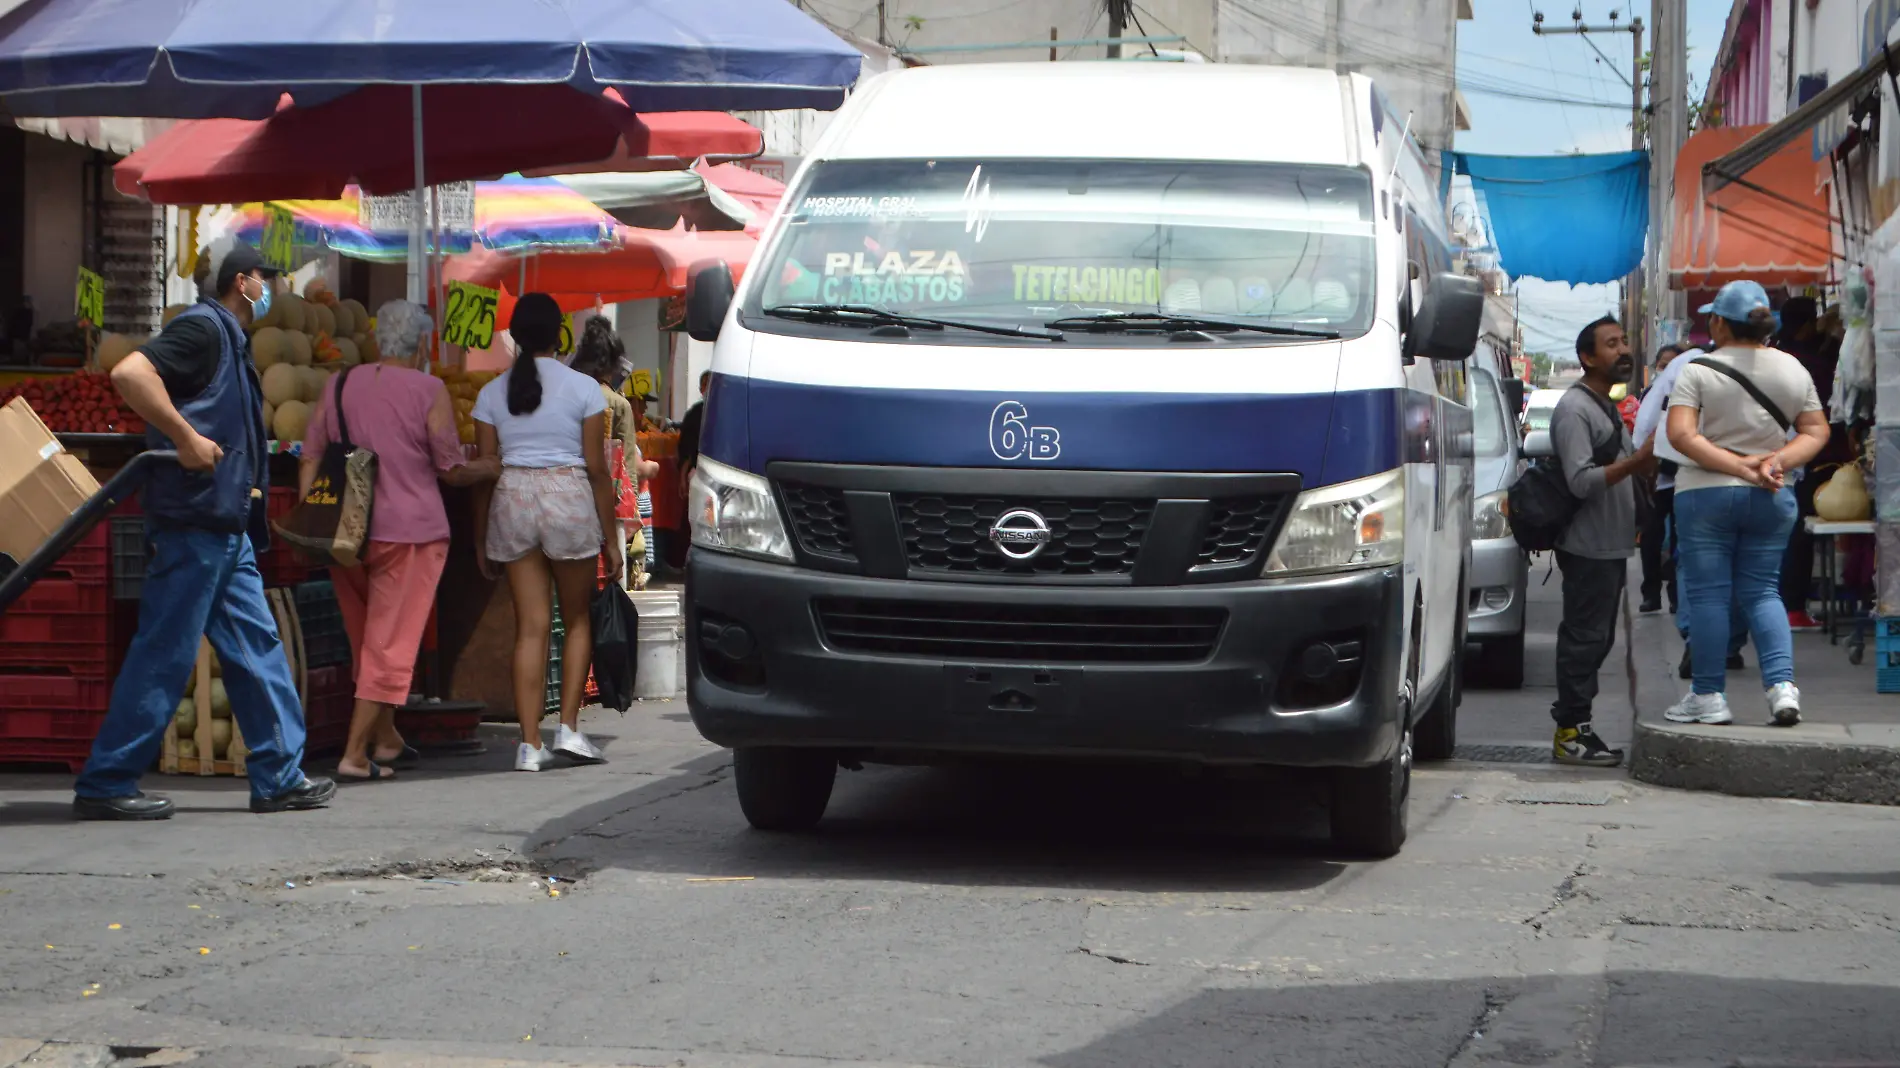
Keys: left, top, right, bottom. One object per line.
{"left": 1665, "top": 280, "right": 1831, "bottom": 728}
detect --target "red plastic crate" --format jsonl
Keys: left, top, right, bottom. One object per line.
{"left": 0, "top": 673, "right": 110, "bottom": 713}
{"left": 0, "top": 737, "right": 94, "bottom": 772}
{"left": 29, "top": 524, "right": 109, "bottom": 584}
{"left": 8, "top": 579, "right": 110, "bottom": 618}
{"left": 0, "top": 708, "right": 107, "bottom": 741}
{"left": 0, "top": 640, "right": 112, "bottom": 674}
{"left": 0, "top": 610, "right": 112, "bottom": 647}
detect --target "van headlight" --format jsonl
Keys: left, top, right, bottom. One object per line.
{"left": 1472, "top": 489, "right": 1511, "bottom": 540}
{"left": 1264, "top": 468, "right": 1405, "bottom": 576}
{"left": 689, "top": 457, "right": 794, "bottom": 562}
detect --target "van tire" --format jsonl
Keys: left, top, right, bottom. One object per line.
{"left": 1331, "top": 737, "right": 1410, "bottom": 858}
{"left": 733, "top": 747, "right": 837, "bottom": 831}
{"left": 1474, "top": 632, "right": 1525, "bottom": 689}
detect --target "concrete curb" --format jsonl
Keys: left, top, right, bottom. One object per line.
{"left": 1623, "top": 591, "right": 1900, "bottom": 805}
{"left": 1629, "top": 719, "right": 1900, "bottom": 805}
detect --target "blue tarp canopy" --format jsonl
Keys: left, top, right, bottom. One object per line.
{"left": 0, "top": 0, "right": 862, "bottom": 118}
{"left": 1441, "top": 151, "right": 1651, "bottom": 286}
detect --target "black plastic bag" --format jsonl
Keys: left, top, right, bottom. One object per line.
{"left": 590, "top": 583, "right": 639, "bottom": 711}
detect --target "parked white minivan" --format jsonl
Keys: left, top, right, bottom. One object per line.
{"left": 681, "top": 63, "right": 1483, "bottom": 857}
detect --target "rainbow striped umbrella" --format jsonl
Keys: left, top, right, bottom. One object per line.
{"left": 234, "top": 174, "right": 616, "bottom": 263}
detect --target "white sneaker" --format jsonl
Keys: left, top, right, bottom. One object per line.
{"left": 553, "top": 724, "right": 606, "bottom": 764}
{"left": 1664, "top": 691, "right": 1733, "bottom": 725}
{"left": 515, "top": 743, "right": 558, "bottom": 772}
{"left": 1765, "top": 682, "right": 1802, "bottom": 727}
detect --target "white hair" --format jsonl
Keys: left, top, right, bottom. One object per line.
{"left": 375, "top": 299, "right": 431, "bottom": 362}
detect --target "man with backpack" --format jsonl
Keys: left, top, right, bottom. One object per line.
{"left": 1545, "top": 316, "right": 1656, "bottom": 766}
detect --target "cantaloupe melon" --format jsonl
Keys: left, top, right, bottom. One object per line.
{"left": 161, "top": 304, "right": 191, "bottom": 327}
{"left": 261, "top": 363, "right": 300, "bottom": 407}
{"left": 251, "top": 327, "right": 287, "bottom": 368}
{"left": 262, "top": 400, "right": 275, "bottom": 433}
{"left": 340, "top": 299, "right": 368, "bottom": 334}
{"left": 284, "top": 330, "right": 312, "bottom": 367}
{"left": 310, "top": 302, "right": 336, "bottom": 338}
{"left": 331, "top": 302, "right": 356, "bottom": 338}
{"left": 303, "top": 278, "right": 331, "bottom": 303}
{"left": 355, "top": 331, "right": 380, "bottom": 363}
{"left": 280, "top": 293, "right": 307, "bottom": 333}
{"left": 331, "top": 338, "right": 360, "bottom": 367}
{"left": 272, "top": 399, "right": 310, "bottom": 442}
{"left": 300, "top": 365, "right": 330, "bottom": 403}
{"left": 97, "top": 333, "right": 139, "bottom": 371}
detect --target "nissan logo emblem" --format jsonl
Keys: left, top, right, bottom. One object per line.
{"left": 989, "top": 508, "right": 1052, "bottom": 561}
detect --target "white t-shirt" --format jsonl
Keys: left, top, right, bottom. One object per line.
{"left": 473, "top": 357, "right": 608, "bottom": 469}
{"left": 1668, "top": 345, "right": 1821, "bottom": 493}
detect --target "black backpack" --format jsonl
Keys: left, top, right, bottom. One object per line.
{"left": 1508, "top": 386, "right": 1623, "bottom": 552}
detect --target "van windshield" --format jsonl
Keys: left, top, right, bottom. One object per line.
{"left": 743, "top": 159, "right": 1378, "bottom": 345}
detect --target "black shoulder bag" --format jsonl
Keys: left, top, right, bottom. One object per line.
{"left": 1507, "top": 385, "right": 1623, "bottom": 552}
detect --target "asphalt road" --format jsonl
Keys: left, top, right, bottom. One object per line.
{"left": 3, "top": 565, "right": 1898, "bottom": 1068}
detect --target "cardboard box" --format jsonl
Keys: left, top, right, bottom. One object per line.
{"left": 0, "top": 397, "right": 100, "bottom": 565}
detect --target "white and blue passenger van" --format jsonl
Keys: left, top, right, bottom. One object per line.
{"left": 680, "top": 63, "right": 1483, "bottom": 857}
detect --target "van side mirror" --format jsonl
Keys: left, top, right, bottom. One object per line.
{"left": 1411, "top": 272, "right": 1484, "bottom": 361}
{"left": 686, "top": 261, "right": 734, "bottom": 343}
{"left": 1522, "top": 430, "right": 1554, "bottom": 459}
{"left": 1500, "top": 377, "right": 1526, "bottom": 418}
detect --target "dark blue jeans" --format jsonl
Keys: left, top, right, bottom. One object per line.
{"left": 1675, "top": 485, "right": 1798, "bottom": 696}
{"left": 75, "top": 528, "right": 307, "bottom": 802}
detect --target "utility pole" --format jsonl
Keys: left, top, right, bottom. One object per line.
{"left": 1106, "top": 0, "right": 1126, "bottom": 59}
{"left": 1533, "top": 7, "right": 1648, "bottom": 359}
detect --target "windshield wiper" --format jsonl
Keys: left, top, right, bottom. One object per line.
{"left": 764, "top": 304, "right": 1063, "bottom": 341}
{"left": 1044, "top": 312, "right": 1341, "bottom": 339}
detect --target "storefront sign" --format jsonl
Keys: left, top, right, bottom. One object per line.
{"left": 737, "top": 158, "right": 791, "bottom": 183}
{"left": 559, "top": 312, "right": 574, "bottom": 357}
{"left": 442, "top": 280, "right": 500, "bottom": 350}
{"left": 630, "top": 369, "right": 655, "bottom": 398}
{"left": 359, "top": 182, "right": 476, "bottom": 234}
{"left": 73, "top": 266, "right": 103, "bottom": 327}
{"left": 262, "top": 205, "right": 297, "bottom": 272}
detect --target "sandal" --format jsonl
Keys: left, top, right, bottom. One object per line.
{"left": 336, "top": 760, "right": 395, "bottom": 783}
{"left": 371, "top": 744, "right": 422, "bottom": 770}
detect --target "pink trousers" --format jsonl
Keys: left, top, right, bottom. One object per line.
{"left": 331, "top": 539, "right": 449, "bottom": 706}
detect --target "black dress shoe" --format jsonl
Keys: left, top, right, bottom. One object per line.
{"left": 73, "top": 793, "right": 175, "bottom": 821}
{"left": 1640, "top": 597, "right": 1663, "bottom": 613}
{"left": 250, "top": 777, "right": 338, "bottom": 814}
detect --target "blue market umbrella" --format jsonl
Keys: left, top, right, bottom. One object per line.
{"left": 0, "top": 0, "right": 857, "bottom": 300}
{"left": 0, "top": 0, "right": 861, "bottom": 118}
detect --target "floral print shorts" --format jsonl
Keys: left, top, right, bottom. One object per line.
{"left": 486, "top": 466, "right": 603, "bottom": 563}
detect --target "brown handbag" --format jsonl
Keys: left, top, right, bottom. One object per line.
{"left": 271, "top": 365, "right": 377, "bottom": 567}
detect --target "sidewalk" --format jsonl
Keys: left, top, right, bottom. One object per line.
{"left": 1626, "top": 591, "right": 1900, "bottom": 804}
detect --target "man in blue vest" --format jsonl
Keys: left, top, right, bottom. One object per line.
{"left": 73, "top": 238, "right": 336, "bottom": 820}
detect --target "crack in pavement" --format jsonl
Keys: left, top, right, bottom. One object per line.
{"left": 562, "top": 774, "right": 732, "bottom": 843}
{"left": 1441, "top": 988, "right": 1515, "bottom": 1067}
{"left": 1074, "top": 946, "right": 1149, "bottom": 966}
{"left": 1525, "top": 835, "right": 1596, "bottom": 936}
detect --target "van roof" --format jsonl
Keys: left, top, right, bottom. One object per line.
{"left": 818, "top": 63, "right": 1361, "bottom": 168}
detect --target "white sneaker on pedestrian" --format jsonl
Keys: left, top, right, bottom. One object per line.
{"left": 515, "top": 743, "right": 558, "bottom": 772}
{"left": 1764, "top": 682, "right": 1802, "bottom": 727}
{"left": 1664, "top": 691, "right": 1733, "bottom": 725}
{"left": 553, "top": 724, "right": 606, "bottom": 764}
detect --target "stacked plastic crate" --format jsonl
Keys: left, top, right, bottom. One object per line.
{"left": 295, "top": 580, "right": 355, "bottom": 753}
{"left": 0, "top": 524, "right": 118, "bottom": 770}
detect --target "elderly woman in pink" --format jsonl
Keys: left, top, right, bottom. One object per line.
{"left": 300, "top": 299, "right": 499, "bottom": 781}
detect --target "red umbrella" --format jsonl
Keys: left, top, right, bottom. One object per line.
{"left": 446, "top": 224, "right": 757, "bottom": 318}
{"left": 697, "top": 161, "right": 786, "bottom": 231}
{"left": 116, "top": 83, "right": 764, "bottom": 205}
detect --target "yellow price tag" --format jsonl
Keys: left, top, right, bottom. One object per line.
{"left": 262, "top": 205, "right": 296, "bottom": 272}
{"left": 74, "top": 267, "right": 103, "bottom": 327}
{"left": 558, "top": 313, "right": 574, "bottom": 357}
{"left": 629, "top": 369, "right": 654, "bottom": 398}
{"left": 442, "top": 280, "right": 500, "bottom": 350}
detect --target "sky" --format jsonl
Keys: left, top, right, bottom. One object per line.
{"left": 1454, "top": 0, "right": 1734, "bottom": 358}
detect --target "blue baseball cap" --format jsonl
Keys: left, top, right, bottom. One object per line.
{"left": 1698, "top": 280, "right": 1772, "bottom": 322}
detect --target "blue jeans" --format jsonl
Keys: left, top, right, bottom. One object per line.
{"left": 76, "top": 528, "right": 307, "bottom": 802}
{"left": 1674, "top": 485, "right": 1798, "bottom": 695}
{"left": 1674, "top": 548, "right": 1749, "bottom": 655}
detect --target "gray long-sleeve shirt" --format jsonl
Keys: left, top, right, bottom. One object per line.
{"left": 1550, "top": 385, "right": 1635, "bottom": 560}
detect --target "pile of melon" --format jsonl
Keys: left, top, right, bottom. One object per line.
{"left": 435, "top": 368, "right": 499, "bottom": 444}
{"left": 172, "top": 650, "right": 237, "bottom": 762}
{"left": 245, "top": 281, "right": 379, "bottom": 442}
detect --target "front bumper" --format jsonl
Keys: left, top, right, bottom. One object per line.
{"left": 687, "top": 551, "right": 1408, "bottom": 768}
{"left": 1467, "top": 535, "right": 1528, "bottom": 639}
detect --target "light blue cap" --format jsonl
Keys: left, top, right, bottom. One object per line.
{"left": 1698, "top": 280, "right": 1772, "bottom": 321}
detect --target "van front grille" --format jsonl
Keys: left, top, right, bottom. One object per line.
{"left": 815, "top": 598, "right": 1224, "bottom": 663}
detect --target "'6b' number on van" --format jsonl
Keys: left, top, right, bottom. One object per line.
{"left": 989, "top": 401, "right": 1062, "bottom": 462}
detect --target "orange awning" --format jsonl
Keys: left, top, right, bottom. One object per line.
{"left": 445, "top": 224, "right": 757, "bottom": 323}
{"left": 1671, "top": 124, "right": 1835, "bottom": 291}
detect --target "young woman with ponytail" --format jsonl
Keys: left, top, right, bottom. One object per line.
{"left": 470, "top": 294, "right": 623, "bottom": 771}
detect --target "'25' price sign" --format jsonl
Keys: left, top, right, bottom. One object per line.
{"left": 442, "top": 281, "right": 500, "bottom": 350}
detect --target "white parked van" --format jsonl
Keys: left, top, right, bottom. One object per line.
{"left": 681, "top": 63, "right": 1483, "bottom": 857}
